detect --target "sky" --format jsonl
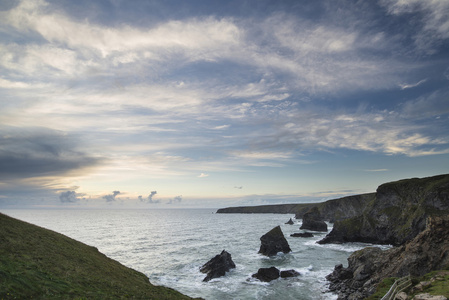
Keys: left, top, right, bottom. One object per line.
{"left": 0, "top": 0, "right": 449, "bottom": 209}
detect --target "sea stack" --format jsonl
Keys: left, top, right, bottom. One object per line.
{"left": 300, "top": 206, "right": 328, "bottom": 232}
{"left": 200, "top": 250, "right": 236, "bottom": 282}
{"left": 258, "top": 225, "right": 291, "bottom": 256}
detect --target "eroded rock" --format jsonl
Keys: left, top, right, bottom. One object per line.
{"left": 258, "top": 225, "right": 291, "bottom": 256}
{"left": 300, "top": 206, "right": 327, "bottom": 232}
{"left": 200, "top": 250, "right": 236, "bottom": 282}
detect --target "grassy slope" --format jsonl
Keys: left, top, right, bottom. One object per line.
{"left": 366, "top": 270, "right": 449, "bottom": 299}
{"left": 0, "top": 213, "right": 195, "bottom": 299}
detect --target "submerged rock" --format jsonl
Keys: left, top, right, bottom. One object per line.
{"left": 280, "top": 269, "right": 300, "bottom": 278}
{"left": 251, "top": 267, "right": 300, "bottom": 282}
{"left": 252, "top": 267, "right": 280, "bottom": 282}
{"left": 290, "top": 232, "right": 314, "bottom": 238}
{"left": 258, "top": 225, "right": 291, "bottom": 256}
{"left": 285, "top": 218, "right": 294, "bottom": 225}
{"left": 200, "top": 250, "right": 236, "bottom": 282}
{"left": 300, "top": 206, "right": 328, "bottom": 232}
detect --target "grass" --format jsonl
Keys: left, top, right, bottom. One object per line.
{"left": 365, "top": 277, "right": 398, "bottom": 300}
{"left": 366, "top": 270, "right": 449, "bottom": 300}
{"left": 0, "top": 213, "right": 197, "bottom": 299}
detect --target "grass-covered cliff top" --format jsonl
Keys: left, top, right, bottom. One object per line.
{"left": 0, "top": 213, "right": 195, "bottom": 300}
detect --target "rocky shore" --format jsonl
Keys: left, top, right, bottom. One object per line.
{"left": 327, "top": 215, "right": 449, "bottom": 299}
{"left": 216, "top": 174, "right": 449, "bottom": 299}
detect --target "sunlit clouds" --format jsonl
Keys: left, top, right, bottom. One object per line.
{"left": 1, "top": 0, "right": 448, "bottom": 207}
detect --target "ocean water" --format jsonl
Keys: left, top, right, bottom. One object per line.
{"left": 2, "top": 209, "right": 389, "bottom": 299}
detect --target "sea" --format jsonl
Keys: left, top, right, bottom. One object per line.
{"left": 2, "top": 208, "right": 390, "bottom": 300}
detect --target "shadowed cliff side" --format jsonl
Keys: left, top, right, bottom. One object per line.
{"left": 319, "top": 174, "right": 449, "bottom": 246}
{"left": 0, "top": 213, "right": 197, "bottom": 300}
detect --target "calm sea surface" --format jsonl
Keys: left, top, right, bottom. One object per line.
{"left": 2, "top": 209, "right": 389, "bottom": 299}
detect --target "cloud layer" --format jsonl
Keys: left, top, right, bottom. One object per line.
{"left": 1, "top": 0, "right": 448, "bottom": 207}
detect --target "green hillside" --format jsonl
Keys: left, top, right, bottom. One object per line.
{"left": 0, "top": 213, "right": 196, "bottom": 299}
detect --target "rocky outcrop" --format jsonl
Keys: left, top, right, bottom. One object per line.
{"left": 290, "top": 232, "right": 314, "bottom": 238}
{"left": 326, "top": 216, "right": 449, "bottom": 299}
{"left": 252, "top": 267, "right": 280, "bottom": 282}
{"left": 200, "top": 250, "right": 236, "bottom": 282}
{"left": 300, "top": 206, "right": 327, "bottom": 232}
{"left": 285, "top": 218, "right": 294, "bottom": 225}
{"left": 258, "top": 226, "right": 291, "bottom": 256}
{"left": 251, "top": 267, "right": 300, "bottom": 282}
{"left": 280, "top": 269, "right": 301, "bottom": 278}
{"left": 320, "top": 174, "right": 449, "bottom": 246}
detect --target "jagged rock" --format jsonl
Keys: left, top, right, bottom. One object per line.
{"left": 280, "top": 269, "right": 300, "bottom": 278}
{"left": 258, "top": 225, "right": 291, "bottom": 256}
{"left": 285, "top": 218, "right": 294, "bottom": 225}
{"left": 300, "top": 206, "right": 328, "bottom": 232}
{"left": 319, "top": 174, "right": 449, "bottom": 245}
{"left": 326, "top": 216, "right": 449, "bottom": 299}
{"left": 413, "top": 294, "right": 447, "bottom": 300}
{"left": 252, "top": 267, "right": 280, "bottom": 282}
{"left": 200, "top": 250, "right": 236, "bottom": 282}
{"left": 290, "top": 232, "right": 314, "bottom": 238}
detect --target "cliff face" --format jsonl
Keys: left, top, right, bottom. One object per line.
{"left": 327, "top": 215, "right": 449, "bottom": 299}
{"left": 216, "top": 193, "right": 374, "bottom": 223}
{"left": 216, "top": 203, "right": 310, "bottom": 214}
{"left": 319, "top": 174, "right": 449, "bottom": 246}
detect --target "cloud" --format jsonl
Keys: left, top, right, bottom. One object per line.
{"left": 139, "top": 191, "right": 160, "bottom": 203}
{"left": 167, "top": 195, "right": 182, "bottom": 204}
{"left": 59, "top": 190, "right": 81, "bottom": 203}
{"left": 2, "top": 0, "right": 241, "bottom": 59}
{"left": 0, "top": 126, "right": 101, "bottom": 180}
{"left": 103, "top": 190, "right": 120, "bottom": 202}
{"left": 365, "top": 169, "right": 389, "bottom": 172}
{"left": 399, "top": 79, "right": 427, "bottom": 90}
{"left": 380, "top": 0, "right": 449, "bottom": 53}
{"left": 198, "top": 173, "right": 209, "bottom": 178}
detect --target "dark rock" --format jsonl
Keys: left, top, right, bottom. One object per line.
{"left": 290, "top": 232, "right": 314, "bottom": 238}
{"left": 280, "top": 269, "right": 300, "bottom": 278}
{"left": 300, "top": 206, "right": 328, "bottom": 232}
{"left": 285, "top": 218, "right": 294, "bottom": 225}
{"left": 252, "top": 267, "right": 280, "bottom": 282}
{"left": 258, "top": 225, "right": 291, "bottom": 256}
{"left": 200, "top": 250, "right": 236, "bottom": 282}
{"left": 326, "top": 216, "right": 449, "bottom": 299}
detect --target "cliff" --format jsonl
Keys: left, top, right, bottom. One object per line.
{"left": 327, "top": 215, "right": 449, "bottom": 299}
{"left": 0, "top": 213, "right": 196, "bottom": 299}
{"left": 216, "top": 203, "right": 309, "bottom": 214}
{"left": 319, "top": 174, "right": 449, "bottom": 245}
{"left": 216, "top": 193, "right": 373, "bottom": 223}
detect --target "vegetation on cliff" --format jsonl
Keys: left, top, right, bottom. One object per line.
{"left": 0, "top": 213, "right": 195, "bottom": 299}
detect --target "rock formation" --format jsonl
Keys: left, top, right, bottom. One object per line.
{"left": 285, "top": 218, "right": 294, "bottom": 225}
{"left": 200, "top": 250, "right": 236, "bottom": 282}
{"left": 251, "top": 267, "right": 300, "bottom": 282}
{"left": 252, "top": 267, "right": 280, "bottom": 282}
{"left": 300, "top": 206, "right": 328, "bottom": 232}
{"left": 280, "top": 269, "right": 301, "bottom": 278}
{"left": 290, "top": 232, "right": 314, "bottom": 238}
{"left": 319, "top": 174, "right": 449, "bottom": 246}
{"left": 326, "top": 216, "right": 449, "bottom": 299}
{"left": 258, "top": 226, "right": 291, "bottom": 256}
